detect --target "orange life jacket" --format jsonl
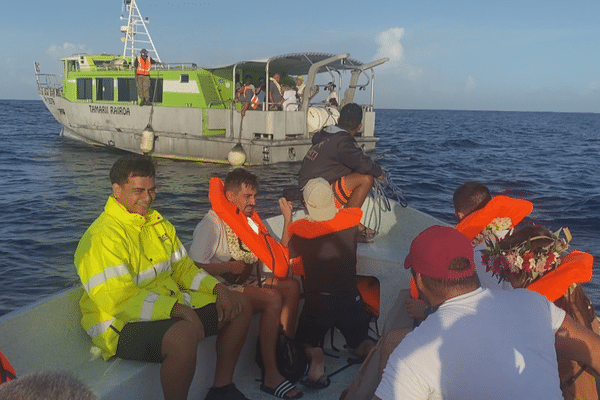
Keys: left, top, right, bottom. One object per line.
{"left": 0, "top": 350, "right": 16, "bottom": 385}
{"left": 455, "top": 195, "right": 533, "bottom": 240}
{"left": 136, "top": 56, "right": 151, "bottom": 76}
{"left": 209, "top": 177, "right": 289, "bottom": 278}
{"left": 527, "top": 250, "right": 593, "bottom": 302}
{"left": 241, "top": 85, "right": 260, "bottom": 109}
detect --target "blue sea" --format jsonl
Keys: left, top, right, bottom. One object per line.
{"left": 1, "top": 100, "right": 599, "bottom": 315}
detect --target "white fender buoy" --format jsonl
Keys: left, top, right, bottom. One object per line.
{"left": 228, "top": 142, "right": 247, "bottom": 166}
{"left": 140, "top": 124, "right": 155, "bottom": 154}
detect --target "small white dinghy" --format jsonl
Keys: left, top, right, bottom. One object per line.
{"left": 0, "top": 196, "right": 444, "bottom": 399}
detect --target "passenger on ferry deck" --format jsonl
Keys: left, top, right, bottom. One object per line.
{"left": 189, "top": 168, "right": 303, "bottom": 400}
{"left": 255, "top": 77, "right": 267, "bottom": 105}
{"left": 133, "top": 49, "right": 158, "bottom": 106}
{"left": 239, "top": 76, "right": 260, "bottom": 117}
{"left": 268, "top": 73, "right": 284, "bottom": 110}
{"left": 487, "top": 225, "right": 599, "bottom": 400}
{"left": 374, "top": 225, "right": 600, "bottom": 400}
{"left": 322, "top": 82, "right": 339, "bottom": 110}
{"left": 74, "top": 154, "right": 252, "bottom": 400}
{"left": 280, "top": 178, "right": 375, "bottom": 390}
{"left": 298, "top": 102, "right": 384, "bottom": 242}
{"left": 282, "top": 86, "right": 298, "bottom": 111}
{"left": 295, "top": 76, "right": 305, "bottom": 102}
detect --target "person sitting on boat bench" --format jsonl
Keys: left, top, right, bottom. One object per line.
{"left": 189, "top": 168, "right": 303, "bottom": 400}
{"left": 133, "top": 48, "right": 158, "bottom": 106}
{"left": 268, "top": 73, "right": 284, "bottom": 110}
{"left": 280, "top": 178, "right": 375, "bottom": 389}
{"left": 374, "top": 225, "right": 600, "bottom": 400}
{"left": 74, "top": 154, "right": 253, "bottom": 400}
{"left": 298, "top": 102, "right": 384, "bottom": 241}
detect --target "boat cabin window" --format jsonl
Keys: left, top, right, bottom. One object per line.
{"left": 117, "top": 78, "right": 138, "bottom": 102}
{"left": 67, "top": 60, "right": 79, "bottom": 72}
{"left": 180, "top": 74, "right": 189, "bottom": 83}
{"left": 96, "top": 78, "right": 114, "bottom": 101}
{"left": 76, "top": 78, "right": 93, "bottom": 100}
{"left": 149, "top": 78, "right": 163, "bottom": 103}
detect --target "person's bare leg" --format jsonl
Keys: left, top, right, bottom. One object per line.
{"left": 264, "top": 277, "right": 301, "bottom": 337}
{"left": 160, "top": 320, "right": 203, "bottom": 400}
{"left": 213, "top": 292, "right": 252, "bottom": 388}
{"left": 349, "top": 337, "right": 376, "bottom": 360}
{"left": 341, "top": 172, "right": 374, "bottom": 209}
{"left": 378, "top": 328, "right": 411, "bottom": 378}
{"left": 306, "top": 346, "right": 325, "bottom": 381}
{"left": 243, "top": 286, "right": 301, "bottom": 397}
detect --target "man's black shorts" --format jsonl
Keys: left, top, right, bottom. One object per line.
{"left": 295, "top": 290, "right": 370, "bottom": 350}
{"left": 115, "top": 303, "right": 218, "bottom": 363}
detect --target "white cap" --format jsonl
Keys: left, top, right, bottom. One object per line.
{"left": 303, "top": 178, "right": 337, "bottom": 221}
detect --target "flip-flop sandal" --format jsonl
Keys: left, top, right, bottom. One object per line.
{"left": 260, "top": 380, "right": 303, "bottom": 399}
{"left": 299, "top": 374, "right": 331, "bottom": 389}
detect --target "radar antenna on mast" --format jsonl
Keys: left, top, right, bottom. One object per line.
{"left": 121, "top": 0, "right": 161, "bottom": 62}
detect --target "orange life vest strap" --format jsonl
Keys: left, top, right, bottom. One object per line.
{"left": 209, "top": 177, "right": 289, "bottom": 278}
{"left": 287, "top": 208, "right": 363, "bottom": 239}
{"left": 527, "top": 250, "right": 593, "bottom": 302}
{"left": 410, "top": 277, "right": 419, "bottom": 299}
{"left": 455, "top": 195, "right": 533, "bottom": 240}
{"left": 357, "top": 276, "right": 380, "bottom": 317}
{"left": 0, "top": 350, "right": 16, "bottom": 385}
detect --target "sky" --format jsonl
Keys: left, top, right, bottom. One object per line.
{"left": 2, "top": 0, "right": 599, "bottom": 112}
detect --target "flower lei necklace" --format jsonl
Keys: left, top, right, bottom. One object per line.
{"left": 481, "top": 227, "right": 572, "bottom": 283}
{"left": 471, "top": 217, "right": 513, "bottom": 248}
{"left": 224, "top": 224, "right": 259, "bottom": 264}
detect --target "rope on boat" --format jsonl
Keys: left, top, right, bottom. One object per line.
{"left": 362, "top": 169, "right": 408, "bottom": 233}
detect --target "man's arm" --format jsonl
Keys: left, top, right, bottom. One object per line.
{"left": 337, "top": 135, "right": 383, "bottom": 178}
{"left": 278, "top": 197, "right": 293, "bottom": 248}
{"left": 555, "top": 314, "right": 600, "bottom": 376}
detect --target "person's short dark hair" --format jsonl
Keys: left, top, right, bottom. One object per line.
{"left": 110, "top": 154, "right": 156, "bottom": 186}
{"left": 0, "top": 370, "right": 98, "bottom": 400}
{"left": 224, "top": 168, "right": 258, "bottom": 193}
{"left": 338, "top": 103, "right": 362, "bottom": 131}
{"left": 453, "top": 181, "right": 492, "bottom": 217}
{"left": 419, "top": 257, "right": 480, "bottom": 292}
{"left": 244, "top": 75, "right": 252, "bottom": 83}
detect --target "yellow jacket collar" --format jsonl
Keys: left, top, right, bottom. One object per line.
{"left": 105, "top": 196, "right": 163, "bottom": 228}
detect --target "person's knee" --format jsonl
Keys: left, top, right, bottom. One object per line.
{"left": 262, "top": 289, "right": 283, "bottom": 314}
{"left": 281, "top": 279, "right": 301, "bottom": 301}
{"left": 162, "top": 321, "right": 201, "bottom": 359}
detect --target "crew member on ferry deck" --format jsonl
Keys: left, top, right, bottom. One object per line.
{"left": 133, "top": 49, "right": 158, "bottom": 106}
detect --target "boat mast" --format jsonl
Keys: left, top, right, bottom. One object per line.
{"left": 121, "top": 0, "right": 161, "bottom": 62}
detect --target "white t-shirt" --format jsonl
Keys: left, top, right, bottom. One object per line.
{"left": 375, "top": 288, "right": 566, "bottom": 400}
{"left": 189, "top": 209, "right": 231, "bottom": 265}
{"left": 188, "top": 210, "right": 267, "bottom": 286}
{"left": 283, "top": 89, "right": 298, "bottom": 111}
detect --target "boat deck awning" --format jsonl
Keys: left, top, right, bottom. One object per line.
{"left": 206, "top": 52, "right": 367, "bottom": 75}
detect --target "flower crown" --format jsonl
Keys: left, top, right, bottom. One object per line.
{"left": 481, "top": 227, "right": 572, "bottom": 283}
{"left": 471, "top": 217, "right": 513, "bottom": 247}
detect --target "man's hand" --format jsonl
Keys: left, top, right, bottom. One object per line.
{"left": 228, "top": 260, "right": 247, "bottom": 275}
{"left": 213, "top": 283, "right": 244, "bottom": 323}
{"left": 279, "top": 197, "right": 293, "bottom": 223}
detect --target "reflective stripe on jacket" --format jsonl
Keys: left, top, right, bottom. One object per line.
{"left": 75, "top": 196, "right": 219, "bottom": 360}
{"left": 136, "top": 56, "right": 151, "bottom": 76}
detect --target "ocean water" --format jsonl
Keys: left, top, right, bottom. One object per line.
{"left": 1, "top": 100, "right": 599, "bottom": 315}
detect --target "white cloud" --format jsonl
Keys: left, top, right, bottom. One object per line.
{"left": 375, "top": 28, "right": 404, "bottom": 66}
{"left": 47, "top": 43, "right": 90, "bottom": 58}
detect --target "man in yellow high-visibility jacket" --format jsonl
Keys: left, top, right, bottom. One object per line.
{"left": 75, "top": 154, "right": 252, "bottom": 400}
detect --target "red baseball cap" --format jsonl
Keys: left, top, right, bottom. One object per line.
{"left": 404, "top": 225, "right": 475, "bottom": 279}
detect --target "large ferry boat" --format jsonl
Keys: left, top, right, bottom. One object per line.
{"left": 34, "top": 0, "right": 388, "bottom": 165}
